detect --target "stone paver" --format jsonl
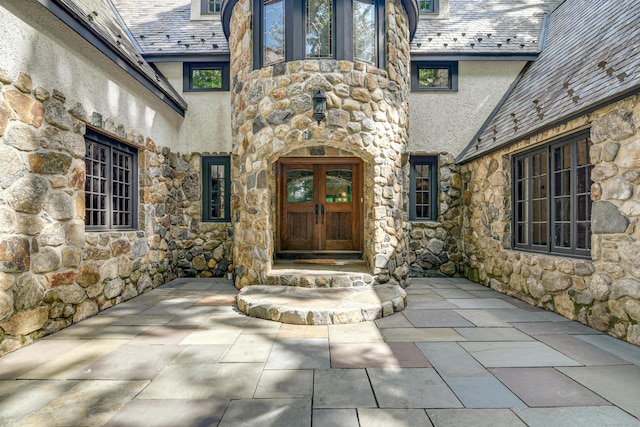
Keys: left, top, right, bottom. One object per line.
{"left": 218, "top": 398, "right": 311, "bottom": 427}
{"left": 104, "top": 399, "right": 230, "bottom": 427}
{"left": 368, "top": 368, "right": 463, "bottom": 409}
{"left": 513, "top": 407, "right": 640, "bottom": 427}
{"left": 490, "top": 368, "right": 612, "bottom": 407}
{"left": 312, "top": 409, "right": 359, "bottom": 427}
{"left": 427, "top": 409, "right": 527, "bottom": 426}
{"left": 330, "top": 342, "right": 431, "bottom": 368}
{"left": 313, "top": 369, "right": 377, "bottom": 408}
{"left": 0, "top": 276, "right": 639, "bottom": 426}
{"left": 557, "top": 365, "right": 640, "bottom": 418}
{"left": 254, "top": 369, "right": 314, "bottom": 398}
{"left": 460, "top": 341, "right": 582, "bottom": 367}
{"left": 358, "top": 408, "right": 433, "bottom": 426}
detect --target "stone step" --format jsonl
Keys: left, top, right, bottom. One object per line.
{"left": 265, "top": 260, "right": 376, "bottom": 288}
{"left": 236, "top": 284, "right": 406, "bottom": 325}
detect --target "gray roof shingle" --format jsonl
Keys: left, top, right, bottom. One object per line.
{"left": 411, "top": 0, "right": 563, "bottom": 55}
{"left": 55, "top": 0, "right": 187, "bottom": 110}
{"left": 110, "top": 0, "right": 228, "bottom": 56}
{"left": 457, "top": 0, "right": 640, "bottom": 163}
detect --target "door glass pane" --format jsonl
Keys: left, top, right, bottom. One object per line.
{"left": 287, "top": 169, "right": 314, "bottom": 202}
{"left": 306, "top": 0, "right": 333, "bottom": 58}
{"left": 326, "top": 169, "right": 353, "bottom": 203}
{"left": 264, "top": 0, "right": 285, "bottom": 65}
{"left": 353, "top": 0, "right": 376, "bottom": 64}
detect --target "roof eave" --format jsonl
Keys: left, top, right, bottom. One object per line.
{"left": 410, "top": 52, "right": 539, "bottom": 61}
{"left": 457, "top": 84, "right": 640, "bottom": 165}
{"left": 38, "top": 0, "right": 187, "bottom": 116}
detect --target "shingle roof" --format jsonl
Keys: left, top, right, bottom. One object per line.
{"left": 411, "top": 0, "right": 563, "bottom": 55}
{"left": 457, "top": 0, "right": 640, "bottom": 163}
{"left": 54, "top": 0, "right": 187, "bottom": 110}
{"left": 111, "top": 0, "right": 228, "bottom": 56}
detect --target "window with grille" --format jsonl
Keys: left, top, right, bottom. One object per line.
{"left": 410, "top": 156, "right": 438, "bottom": 221}
{"left": 203, "top": 156, "right": 231, "bottom": 221}
{"left": 512, "top": 131, "right": 592, "bottom": 258}
{"left": 202, "top": 0, "right": 222, "bottom": 14}
{"left": 418, "top": 0, "right": 437, "bottom": 13}
{"left": 84, "top": 129, "right": 138, "bottom": 231}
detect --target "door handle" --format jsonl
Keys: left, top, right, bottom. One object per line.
{"left": 321, "top": 204, "right": 325, "bottom": 224}
{"left": 315, "top": 204, "right": 319, "bottom": 224}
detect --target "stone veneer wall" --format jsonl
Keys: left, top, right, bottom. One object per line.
{"left": 0, "top": 70, "right": 232, "bottom": 355}
{"left": 408, "top": 153, "right": 466, "bottom": 277}
{"left": 227, "top": 0, "right": 412, "bottom": 288}
{"left": 462, "top": 94, "right": 640, "bottom": 345}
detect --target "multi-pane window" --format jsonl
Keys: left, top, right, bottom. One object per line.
{"left": 411, "top": 61, "right": 458, "bottom": 91}
{"left": 306, "top": 0, "right": 333, "bottom": 58}
{"left": 418, "top": 0, "right": 437, "bottom": 13}
{"left": 513, "top": 131, "right": 592, "bottom": 258}
{"left": 254, "top": 0, "right": 384, "bottom": 68}
{"left": 353, "top": 0, "right": 376, "bottom": 64}
{"left": 84, "top": 129, "right": 137, "bottom": 231}
{"left": 203, "top": 156, "right": 231, "bottom": 222}
{"left": 202, "top": 0, "right": 222, "bottom": 14}
{"left": 410, "top": 156, "right": 438, "bottom": 221}
{"left": 183, "top": 62, "right": 230, "bottom": 91}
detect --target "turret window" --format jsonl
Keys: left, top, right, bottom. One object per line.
{"left": 254, "top": 0, "right": 384, "bottom": 69}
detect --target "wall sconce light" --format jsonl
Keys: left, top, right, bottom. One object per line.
{"left": 312, "top": 89, "right": 326, "bottom": 125}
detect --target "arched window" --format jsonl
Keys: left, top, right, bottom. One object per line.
{"left": 254, "top": 0, "right": 385, "bottom": 69}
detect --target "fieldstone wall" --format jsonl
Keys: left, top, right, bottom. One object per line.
{"left": 228, "top": 0, "right": 412, "bottom": 289}
{"left": 0, "top": 70, "right": 232, "bottom": 355}
{"left": 462, "top": 94, "right": 640, "bottom": 345}
{"left": 408, "top": 153, "right": 466, "bottom": 277}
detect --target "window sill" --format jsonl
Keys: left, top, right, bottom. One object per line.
{"left": 508, "top": 248, "right": 593, "bottom": 262}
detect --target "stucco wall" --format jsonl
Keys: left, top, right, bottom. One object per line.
{"left": 0, "top": 1, "right": 183, "bottom": 151}
{"left": 409, "top": 60, "right": 526, "bottom": 156}
{"left": 155, "top": 62, "right": 232, "bottom": 153}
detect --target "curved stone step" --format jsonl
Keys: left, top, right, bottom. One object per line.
{"left": 236, "top": 284, "right": 406, "bottom": 325}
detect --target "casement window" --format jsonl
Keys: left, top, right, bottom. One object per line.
{"left": 254, "top": 0, "right": 385, "bottom": 68}
{"left": 411, "top": 61, "right": 458, "bottom": 91}
{"left": 202, "top": 156, "right": 231, "bottom": 222}
{"left": 418, "top": 0, "right": 438, "bottom": 13}
{"left": 202, "top": 0, "right": 222, "bottom": 14}
{"left": 410, "top": 156, "right": 439, "bottom": 221}
{"left": 512, "top": 131, "right": 592, "bottom": 258}
{"left": 183, "top": 62, "right": 230, "bottom": 91}
{"left": 84, "top": 129, "right": 138, "bottom": 231}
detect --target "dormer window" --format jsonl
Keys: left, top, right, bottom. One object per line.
{"left": 202, "top": 0, "right": 222, "bottom": 14}
{"left": 419, "top": 0, "right": 438, "bottom": 13}
{"left": 254, "top": 0, "right": 385, "bottom": 69}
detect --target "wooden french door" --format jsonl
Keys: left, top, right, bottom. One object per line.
{"left": 277, "top": 158, "right": 362, "bottom": 254}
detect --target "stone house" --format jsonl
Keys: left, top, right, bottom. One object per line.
{"left": 0, "top": 0, "right": 638, "bottom": 355}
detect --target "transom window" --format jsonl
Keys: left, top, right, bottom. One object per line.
{"left": 411, "top": 61, "right": 458, "bottom": 91}
{"left": 183, "top": 62, "right": 230, "bottom": 91}
{"left": 203, "top": 156, "right": 231, "bottom": 221}
{"left": 254, "top": 0, "right": 384, "bottom": 68}
{"left": 512, "top": 131, "right": 592, "bottom": 258}
{"left": 410, "top": 156, "right": 439, "bottom": 221}
{"left": 84, "top": 129, "right": 138, "bottom": 231}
